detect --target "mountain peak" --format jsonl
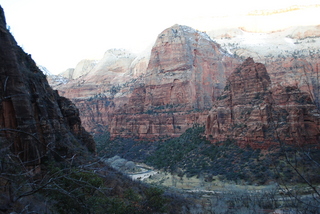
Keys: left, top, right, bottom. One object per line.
{"left": 147, "top": 24, "right": 233, "bottom": 76}
{"left": 160, "top": 24, "right": 213, "bottom": 42}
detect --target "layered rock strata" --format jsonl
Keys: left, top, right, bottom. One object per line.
{"left": 52, "top": 24, "right": 320, "bottom": 145}
{"left": 59, "top": 25, "right": 240, "bottom": 138}
{"left": 265, "top": 57, "right": 320, "bottom": 109}
{"left": 0, "top": 6, "right": 95, "bottom": 167}
{"left": 205, "top": 58, "right": 320, "bottom": 148}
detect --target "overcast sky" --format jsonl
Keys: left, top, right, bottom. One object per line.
{"left": 1, "top": 0, "right": 319, "bottom": 74}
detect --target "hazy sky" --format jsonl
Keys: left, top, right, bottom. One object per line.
{"left": 1, "top": 0, "right": 319, "bottom": 74}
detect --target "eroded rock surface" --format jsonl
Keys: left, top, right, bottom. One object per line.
{"left": 0, "top": 6, "right": 95, "bottom": 166}
{"left": 51, "top": 24, "right": 320, "bottom": 146}
{"left": 63, "top": 25, "right": 240, "bottom": 138}
{"left": 205, "top": 58, "right": 320, "bottom": 148}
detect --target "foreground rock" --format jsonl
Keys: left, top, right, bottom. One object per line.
{"left": 0, "top": 6, "right": 95, "bottom": 167}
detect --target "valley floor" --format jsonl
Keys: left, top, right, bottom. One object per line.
{"left": 124, "top": 162, "right": 320, "bottom": 214}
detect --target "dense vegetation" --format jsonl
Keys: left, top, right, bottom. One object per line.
{"left": 0, "top": 138, "right": 194, "bottom": 214}
{"left": 97, "top": 126, "right": 320, "bottom": 186}
{"left": 2, "top": 127, "right": 320, "bottom": 213}
{"left": 145, "top": 126, "right": 269, "bottom": 183}
{"left": 92, "top": 125, "right": 320, "bottom": 213}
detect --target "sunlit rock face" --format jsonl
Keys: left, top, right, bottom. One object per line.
{"left": 106, "top": 25, "right": 240, "bottom": 138}
{"left": 58, "top": 59, "right": 97, "bottom": 80}
{"left": 205, "top": 58, "right": 320, "bottom": 149}
{"left": 144, "top": 24, "right": 240, "bottom": 110}
{"left": 55, "top": 48, "right": 137, "bottom": 99}
{"left": 0, "top": 6, "right": 95, "bottom": 166}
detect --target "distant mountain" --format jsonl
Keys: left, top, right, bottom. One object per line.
{"left": 53, "top": 25, "right": 239, "bottom": 137}
{"left": 50, "top": 23, "right": 320, "bottom": 148}
{"left": 207, "top": 25, "right": 320, "bottom": 63}
{"left": 59, "top": 59, "right": 98, "bottom": 80}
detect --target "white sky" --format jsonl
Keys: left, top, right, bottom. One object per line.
{"left": 1, "top": 0, "right": 319, "bottom": 74}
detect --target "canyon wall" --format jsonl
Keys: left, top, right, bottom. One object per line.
{"left": 0, "top": 6, "right": 95, "bottom": 167}
{"left": 205, "top": 58, "right": 320, "bottom": 148}
{"left": 52, "top": 24, "right": 320, "bottom": 146}
{"left": 56, "top": 25, "right": 240, "bottom": 138}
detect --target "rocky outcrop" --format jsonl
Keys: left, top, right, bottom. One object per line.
{"left": 127, "top": 47, "right": 151, "bottom": 78}
{"left": 0, "top": 6, "right": 95, "bottom": 166}
{"left": 205, "top": 58, "right": 320, "bottom": 148}
{"left": 60, "top": 59, "right": 97, "bottom": 80}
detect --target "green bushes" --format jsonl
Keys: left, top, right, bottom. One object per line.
{"left": 47, "top": 168, "right": 106, "bottom": 213}
{"left": 146, "top": 125, "right": 208, "bottom": 172}
{"left": 98, "top": 125, "right": 320, "bottom": 186}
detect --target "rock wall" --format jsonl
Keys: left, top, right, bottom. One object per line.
{"left": 0, "top": 6, "right": 95, "bottom": 167}
{"left": 52, "top": 24, "right": 320, "bottom": 146}
{"left": 64, "top": 25, "right": 240, "bottom": 138}
{"left": 144, "top": 25, "right": 239, "bottom": 110}
{"left": 205, "top": 58, "right": 320, "bottom": 148}
{"left": 265, "top": 56, "right": 320, "bottom": 109}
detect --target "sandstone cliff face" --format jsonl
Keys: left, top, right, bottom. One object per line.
{"left": 265, "top": 56, "right": 320, "bottom": 109}
{"left": 288, "top": 25, "right": 320, "bottom": 40}
{"left": 144, "top": 25, "right": 239, "bottom": 110}
{"left": 209, "top": 25, "right": 320, "bottom": 104}
{"left": 205, "top": 58, "right": 320, "bottom": 148}
{"left": 0, "top": 6, "right": 95, "bottom": 166}
{"left": 108, "top": 25, "right": 240, "bottom": 138}
{"left": 52, "top": 23, "right": 320, "bottom": 145}
{"left": 66, "top": 25, "right": 240, "bottom": 138}
{"left": 127, "top": 47, "right": 151, "bottom": 78}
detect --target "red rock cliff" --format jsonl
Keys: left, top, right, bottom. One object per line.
{"left": 144, "top": 24, "right": 239, "bottom": 110}
{"left": 0, "top": 6, "right": 95, "bottom": 166}
{"left": 53, "top": 24, "right": 320, "bottom": 144}
{"left": 205, "top": 58, "right": 320, "bottom": 148}
{"left": 66, "top": 25, "right": 240, "bottom": 138}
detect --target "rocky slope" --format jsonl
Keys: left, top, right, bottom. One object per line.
{"left": 0, "top": 6, "right": 95, "bottom": 167}
{"left": 205, "top": 58, "right": 320, "bottom": 148}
